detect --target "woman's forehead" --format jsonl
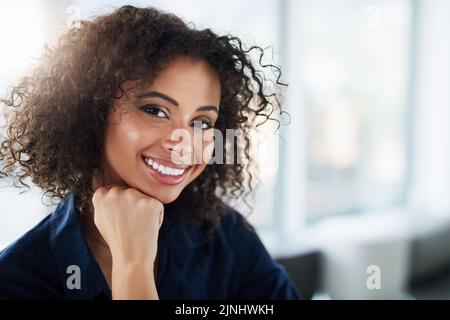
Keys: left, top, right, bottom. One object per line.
{"left": 123, "top": 58, "right": 221, "bottom": 108}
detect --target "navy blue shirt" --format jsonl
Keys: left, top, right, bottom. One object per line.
{"left": 0, "top": 192, "right": 300, "bottom": 299}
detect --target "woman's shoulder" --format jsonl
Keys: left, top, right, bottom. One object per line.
{"left": 0, "top": 213, "right": 53, "bottom": 265}
{"left": 212, "top": 206, "right": 263, "bottom": 253}
{"left": 0, "top": 193, "right": 70, "bottom": 266}
{"left": 216, "top": 207, "right": 256, "bottom": 238}
{"left": 215, "top": 206, "right": 301, "bottom": 299}
{"left": 0, "top": 213, "right": 62, "bottom": 299}
{"left": 0, "top": 194, "right": 75, "bottom": 299}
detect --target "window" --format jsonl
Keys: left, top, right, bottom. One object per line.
{"left": 277, "top": 0, "right": 413, "bottom": 227}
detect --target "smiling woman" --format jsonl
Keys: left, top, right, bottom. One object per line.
{"left": 0, "top": 5, "right": 299, "bottom": 299}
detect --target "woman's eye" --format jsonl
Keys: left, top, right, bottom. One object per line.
{"left": 140, "top": 105, "right": 168, "bottom": 118}
{"left": 192, "top": 120, "right": 213, "bottom": 130}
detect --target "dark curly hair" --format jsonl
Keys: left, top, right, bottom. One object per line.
{"left": 0, "top": 5, "right": 286, "bottom": 232}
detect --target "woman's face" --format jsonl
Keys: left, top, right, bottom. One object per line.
{"left": 97, "top": 56, "right": 221, "bottom": 203}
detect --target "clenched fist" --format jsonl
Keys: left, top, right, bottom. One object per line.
{"left": 92, "top": 185, "right": 164, "bottom": 271}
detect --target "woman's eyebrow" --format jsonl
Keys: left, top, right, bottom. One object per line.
{"left": 137, "top": 90, "right": 218, "bottom": 113}
{"left": 196, "top": 106, "right": 218, "bottom": 114}
{"left": 137, "top": 90, "right": 179, "bottom": 106}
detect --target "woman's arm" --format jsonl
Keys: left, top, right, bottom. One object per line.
{"left": 92, "top": 185, "right": 164, "bottom": 300}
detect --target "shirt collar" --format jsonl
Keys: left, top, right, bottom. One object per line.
{"left": 47, "top": 191, "right": 214, "bottom": 299}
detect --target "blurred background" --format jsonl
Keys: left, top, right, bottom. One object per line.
{"left": 1, "top": 0, "right": 450, "bottom": 299}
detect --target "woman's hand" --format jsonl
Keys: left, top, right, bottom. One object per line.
{"left": 92, "top": 185, "right": 164, "bottom": 299}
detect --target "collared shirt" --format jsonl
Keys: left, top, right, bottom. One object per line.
{"left": 0, "top": 192, "right": 300, "bottom": 299}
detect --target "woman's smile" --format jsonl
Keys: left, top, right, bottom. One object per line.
{"left": 141, "top": 154, "right": 194, "bottom": 185}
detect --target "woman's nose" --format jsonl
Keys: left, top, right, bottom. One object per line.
{"left": 161, "top": 124, "right": 196, "bottom": 165}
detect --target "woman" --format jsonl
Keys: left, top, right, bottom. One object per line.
{"left": 0, "top": 5, "right": 299, "bottom": 300}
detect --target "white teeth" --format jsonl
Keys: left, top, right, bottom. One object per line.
{"left": 144, "top": 158, "right": 185, "bottom": 176}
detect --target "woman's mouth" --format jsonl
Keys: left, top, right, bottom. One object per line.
{"left": 141, "top": 155, "right": 192, "bottom": 185}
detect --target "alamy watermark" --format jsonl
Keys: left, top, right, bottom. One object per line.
{"left": 366, "top": 264, "right": 381, "bottom": 290}
{"left": 165, "top": 122, "right": 280, "bottom": 175}
{"left": 66, "top": 264, "right": 81, "bottom": 290}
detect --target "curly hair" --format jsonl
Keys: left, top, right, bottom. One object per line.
{"left": 0, "top": 5, "right": 286, "bottom": 232}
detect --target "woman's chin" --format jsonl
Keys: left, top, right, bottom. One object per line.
{"left": 141, "top": 189, "right": 181, "bottom": 204}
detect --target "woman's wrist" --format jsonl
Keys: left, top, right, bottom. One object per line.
{"left": 110, "top": 244, "right": 157, "bottom": 267}
{"left": 111, "top": 258, "right": 159, "bottom": 300}
{"left": 112, "top": 251, "right": 156, "bottom": 267}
